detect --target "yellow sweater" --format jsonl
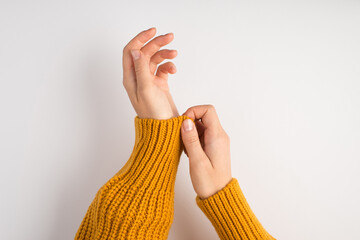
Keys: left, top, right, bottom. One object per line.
{"left": 75, "top": 115, "right": 275, "bottom": 240}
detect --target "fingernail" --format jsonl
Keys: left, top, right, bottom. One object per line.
{"left": 131, "top": 49, "right": 140, "bottom": 60}
{"left": 183, "top": 119, "right": 193, "bottom": 132}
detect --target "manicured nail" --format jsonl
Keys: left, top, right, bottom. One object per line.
{"left": 131, "top": 49, "right": 140, "bottom": 60}
{"left": 183, "top": 119, "right": 193, "bottom": 132}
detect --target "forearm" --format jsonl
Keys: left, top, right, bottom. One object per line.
{"left": 75, "top": 115, "right": 189, "bottom": 240}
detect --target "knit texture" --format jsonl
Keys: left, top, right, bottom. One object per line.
{"left": 75, "top": 115, "right": 275, "bottom": 240}
{"left": 196, "top": 178, "right": 276, "bottom": 240}
{"left": 75, "top": 115, "right": 190, "bottom": 240}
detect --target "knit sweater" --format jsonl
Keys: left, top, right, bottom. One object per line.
{"left": 75, "top": 115, "right": 275, "bottom": 240}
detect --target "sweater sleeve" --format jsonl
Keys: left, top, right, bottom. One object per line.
{"left": 196, "top": 178, "right": 276, "bottom": 240}
{"left": 75, "top": 115, "right": 189, "bottom": 240}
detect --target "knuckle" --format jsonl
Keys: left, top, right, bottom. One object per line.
{"left": 186, "top": 105, "right": 199, "bottom": 114}
{"left": 187, "top": 134, "right": 199, "bottom": 145}
{"left": 186, "top": 106, "right": 194, "bottom": 113}
{"left": 157, "top": 64, "right": 164, "bottom": 71}
{"left": 206, "top": 104, "right": 215, "bottom": 111}
{"left": 209, "top": 104, "right": 215, "bottom": 109}
{"left": 134, "top": 65, "right": 146, "bottom": 75}
{"left": 156, "top": 50, "right": 164, "bottom": 56}
{"left": 134, "top": 67, "right": 142, "bottom": 74}
{"left": 189, "top": 104, "right": 200, "bottom": 110}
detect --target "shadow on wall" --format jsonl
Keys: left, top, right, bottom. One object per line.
{"left": 49, "top": 43, "right": 217, "bottom": 240}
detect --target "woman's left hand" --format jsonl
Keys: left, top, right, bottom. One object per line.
{"left": 122, "top": 27, "right": 179, "bottom": 120}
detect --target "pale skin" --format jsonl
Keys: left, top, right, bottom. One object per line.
{"left": 122, "top": 27, "right": 232, "bottom": 200}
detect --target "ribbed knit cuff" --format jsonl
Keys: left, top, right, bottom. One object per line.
{"left": 115, "top": 115, "right": 190, "bottom": 192}
{"left": 75, "top": 115, "right": 192, "bottom": 240}
{"left": 196, "top": 178, "right": 275, "bottom": 240}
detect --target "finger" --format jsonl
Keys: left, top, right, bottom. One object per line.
{"left": 181, "top": 119, "right": 209, "bottom": 164}
{"left": 151, "top": 49, "right": 177, "bottom": 64}
{"left": 123, "top": 28, "right": 156, "bottom": 91}
{"left": 131, "top": 49, "right": 151, "bottom": 89}
{"left": 195, "top": 120, "right": 206, "bottom": 149}
{"left": 141, "top": 33, "right": 174, "bottom": 57}
{"left": 156, "top": 62, "right": 176, "bottom": 79}
{"left": 150, "top": 49, "right": 177, "bottom": 74}
{"left": 195, "top": 120, "right": 205, "bottom": 138}
{"left": 182, "top": 105, "right": 221, "bottom": 131}
{"left": 124, "top": 27, "right": 157, "bottom": 54}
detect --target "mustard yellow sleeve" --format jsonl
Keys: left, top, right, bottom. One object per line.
{"left": 75, "top": 115, "right": 189, "bottom": 240}
{"left": 196, "top": 178, "right": 276, "bottom": 240}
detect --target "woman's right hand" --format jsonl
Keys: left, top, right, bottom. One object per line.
{"left": 181, "top": 105, "right": 233, "bottom": 199}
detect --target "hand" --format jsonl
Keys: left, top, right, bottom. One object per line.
{"left": 122, "top": 27, "right": 179, "bottom": 119}
{"left": 181, "top": 105, "right": 233, "bottom": 199}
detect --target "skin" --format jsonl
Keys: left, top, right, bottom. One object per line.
{"left": 122, "top": 28, "right": 232, "bottom": 200}
{"left": 122, "top": 27, "right": 179, "bottom": 120}
{"left": 180, "top": 105, "right": 233, "bottom": 199}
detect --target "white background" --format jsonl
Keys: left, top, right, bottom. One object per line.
{"left": 1, "top": 1, "right": 360, "bottom": 239}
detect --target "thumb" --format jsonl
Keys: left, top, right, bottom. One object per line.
{"left": 181, "top": 119, "right": 206, "bottom": 160}
{"left": 131, "top": 49, "right": 150, "bottom": 88}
